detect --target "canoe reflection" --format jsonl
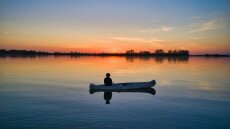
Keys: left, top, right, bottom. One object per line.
{"left": 90, "top": 88, "right": 156, "bottom": 104}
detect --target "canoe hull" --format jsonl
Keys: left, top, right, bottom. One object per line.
{"left": 89, "top": 80, "right": 156, "bottom": 91}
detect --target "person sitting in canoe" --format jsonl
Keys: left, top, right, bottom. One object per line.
{"left": 104, "top": 73, "right": 113, "bottom": 86}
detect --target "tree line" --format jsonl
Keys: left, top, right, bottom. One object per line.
{"left": 0, "top": 49, "right": 190, "bottom": 57}
{"left": 2, "top": 49, "right": 228, "bottom": 57}
{"left": 126, "top": 49, "right": 189, "bottom": 56}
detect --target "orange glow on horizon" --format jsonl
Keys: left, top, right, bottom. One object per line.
{"left": 1, "top": 42, "right": 229, "bottom": 54}
{"left": 1, "top": 32, "right": 229, "bottom": 54}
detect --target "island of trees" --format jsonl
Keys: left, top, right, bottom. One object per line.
{"left": 0, "top": 49, "right": 229, "bottom": 57}
{"left": 125, "top": 49, "right": 189, "bottom": 56}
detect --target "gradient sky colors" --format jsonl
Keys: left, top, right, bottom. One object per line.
{"left": 0, "top": 0, "right": 230, "bottom": 54}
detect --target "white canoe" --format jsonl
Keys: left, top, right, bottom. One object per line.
{"left": 89, "top": 80, "right": 156, "bottom": 91}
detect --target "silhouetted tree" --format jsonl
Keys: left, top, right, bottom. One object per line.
{"left": 139, "top": 51, "right": 151, "bottom": 55}
{"left": 126, "top": 49, "right": 135, "bottom": 54}
{"left": 166, "top": 49, "right": 189, "bottom": 56}
{"left": 168, "top": 50, "right": 173, "bottom": 54}
{"left": 155, "top": 49, "right": 164, "bottom": 54}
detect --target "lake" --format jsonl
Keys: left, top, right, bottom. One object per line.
{"left": 0, "top": 56, "right": 230, "bottom": 129}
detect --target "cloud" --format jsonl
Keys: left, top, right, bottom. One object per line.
{"left": 189, "top": 20, "right": 220, "bottom": 33}
{"left": 140, "top": 26, "right": 173, "bottom": 33}
{"left": 113, "top": 37, "right": 164, "bottom": 43}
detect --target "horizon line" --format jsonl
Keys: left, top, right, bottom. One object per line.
{"left": 1, "top": 48, "right": 230, "bottom": 56}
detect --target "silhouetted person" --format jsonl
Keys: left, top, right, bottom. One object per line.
{"left": 104, "top": 92, "right": 112, "bottom": 104}
{"left": 104, "top": 73, "right": 112, "bottom": 86}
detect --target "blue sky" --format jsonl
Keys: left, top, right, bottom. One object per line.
{"left": 0, "top": 0, "right": 230, "bottom": 54}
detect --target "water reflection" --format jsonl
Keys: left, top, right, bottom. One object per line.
{"left": 167, "top": 57, "right": 189, "bottom": 63}
{"left": 104, "top": 92, "right": 112, "bottom": 104}
{"left": 125, "top": 56, "right": 151, "bottom": 62}
{"left": 90, "top": 88, "right": 156, "bottom": 104}
{"left": 1, "top": 56, "right": 229, "bottom": 128}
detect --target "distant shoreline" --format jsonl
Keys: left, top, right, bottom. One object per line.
{"left": 0, "top": 49, "right": 229, "bottom": 57}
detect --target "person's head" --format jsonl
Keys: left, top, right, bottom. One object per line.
{"left": 106, "top": 73, "right": 110, "bottom": 77}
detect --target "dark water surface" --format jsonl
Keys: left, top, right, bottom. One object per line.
{"left": 0, "top": 56, "right": 230, "bottom": 129}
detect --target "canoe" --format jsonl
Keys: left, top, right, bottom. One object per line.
{"left": 89, "top": 80, "right": 156, "bottom": 91}
{"left": 89, "top": 87, "right": 156, "bottom": 95}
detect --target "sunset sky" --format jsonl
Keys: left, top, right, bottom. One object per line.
{"left": 0, "top": 0, "right": 230, "bottom": 54}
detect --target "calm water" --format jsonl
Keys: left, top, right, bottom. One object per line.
{"left": 0, "top": 56, "right": 230, "bottom": 129}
